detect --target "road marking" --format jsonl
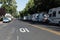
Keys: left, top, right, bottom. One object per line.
{"left": 20, "top": 28, "right": 26, "bottom": 33}
{"left": 25, "top": 28, "right": 30, "bottom": 32}
{"left": 28, "top": 24, "right": 60, "bottom": 36}
{"left": 17, "top": 35, "right": 19, "bottom": 40}
{"left": 19, "top": 28, "right": 30, "bottom": 33}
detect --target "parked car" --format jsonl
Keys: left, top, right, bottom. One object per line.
{"left": 7, "top": 17, "right": 12, "bottom": 21}
{"left": 3, "top": 17, "right": 10, "bottom": 23}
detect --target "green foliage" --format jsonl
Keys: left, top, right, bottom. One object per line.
{"left": 0, "top": 0, "right": 17, "bottom": 17}
{"left": 20, "top": 0, "right": 60, "bottom": 17}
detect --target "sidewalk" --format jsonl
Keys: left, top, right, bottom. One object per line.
{"left": 0, "top": 21, "right": 3, "bottom": 24}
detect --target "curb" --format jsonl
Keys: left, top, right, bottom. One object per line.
{"left": 0, "top": 21, "right": 3, "bottom": 24}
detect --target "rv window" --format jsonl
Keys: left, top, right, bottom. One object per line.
{"left": 53, "top": 11, "right": 56, "bottom": 17}
{"left": 59, "top": 11, "right": 60, "bottom": 14}
{"left": 50, "top": 10, "right": 52, "bottom": 12}
{"left": 42, "top": 14, "right": 44, "bottom": 16}
{"left": 49, "top": 14, "right": 52, "bottom": 17}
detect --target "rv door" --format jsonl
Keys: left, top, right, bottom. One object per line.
{"left": 52, "top": 11, "right": 56, "bottom": 17}
{"left": 49, "top": 14, "right": 52, "bottom": 17}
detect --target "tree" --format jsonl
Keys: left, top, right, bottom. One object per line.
{"left": 0, "top": 0, "right": 17, "bottom": 17}
{"left": 20, "top": 0, "right": 60, "bottom": 17}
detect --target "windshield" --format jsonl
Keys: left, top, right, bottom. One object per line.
{"left": 3, "top": 17, "right": 9, "bottom": 20}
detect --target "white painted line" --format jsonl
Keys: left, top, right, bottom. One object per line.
{"left": 19, "top": 28, "right": 26, "bottom": 33}
{"left": 17, "top": 35, "right": 19, "bottom": 40}
{"left": 19, "top": 28, "right": 30, "bottom": 33}
{"left": 25, "top": 28, "right": 30, "bottom": 32}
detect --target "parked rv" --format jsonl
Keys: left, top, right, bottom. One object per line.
{"left": 22, "top": 12, "right": 48, "bottom": 23}
{"left": 23, "top": 16, "right": 28, "bottom": 21}
{"left": 39, "top": 12, "right": 44, "bottom": 22}
{"left": 27, "top": 15, "right": 32, "bottom": 21}
{"left": 31, "top": 12, "right": 48, "bottom": 23}
{"left": 32, "top": 13, "right": 39, "bottom": 22}
{"left": 48, "top": 7, "right": 60, "bottom": 25}
{"left": 5, "top": 13, "right": 13, "bottom": 21}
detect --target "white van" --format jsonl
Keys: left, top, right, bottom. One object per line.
{"left": 48, "top": 7, "right": 60, "bottom": 24}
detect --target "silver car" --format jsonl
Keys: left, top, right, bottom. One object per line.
{"left": 3, "top": 17, "right": 10, "bottom": 23}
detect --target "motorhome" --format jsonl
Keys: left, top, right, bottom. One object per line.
{"left": 32, "top": 13, "right": 39, "bottom": 21}
{"left": 27, "top": 15, "right": 32, "bottom": 21}
{"left": 38, "top": 12, "right": 48, "bottom": 22}
{"left": 48, "top": 7, "right": 60, "bottom": 24}
{"left": 5, "top": 13, "right": 13, "bottom": 21}
{"left": 23, "top": 16, "right": 28, "bottom": 21}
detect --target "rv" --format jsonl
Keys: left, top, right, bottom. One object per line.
{"left": 48, "top": 7, "right": 60, "bottom": 24}
{"left": 23, "top": 16, "right": 28, "bottom": 21}
{"left": 38, "top": 12, "right": 48, "bottom": 22}
{"left": 32, "top": 13, "right": 39, "bottom": 21}
{"left": 27, "top": 15, "right": 32, "bottom": 21}
{"left": 5, "top": 13, "right": 13, "bottom": 21}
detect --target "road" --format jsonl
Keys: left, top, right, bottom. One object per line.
{"left": 0, "top": 19, "right": 60, "bottom": 40}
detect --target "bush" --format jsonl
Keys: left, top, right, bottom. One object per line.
{"left": 0, "top": 18, "right": 3, "bottom": 21}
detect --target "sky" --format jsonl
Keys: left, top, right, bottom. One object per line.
{"left": 16, "top": 0, "right": 29, "bottom": 11}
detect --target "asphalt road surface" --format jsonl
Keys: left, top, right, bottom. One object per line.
{"left": 0, "top": 19, "right": 60, "bottom": 40}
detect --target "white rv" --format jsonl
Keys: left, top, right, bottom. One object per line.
{"left": 48, "top": 7, "right": 60, "bottom": 24}
{"left": 32, "top": 14, "right": 39, "bottom": 21}
{"left": 38, "top": 12, "right": 47, "bottom": 22}
{"left": 23, "top": 16, "right": 28, "bottom": 20}
{"left": 31, "top": 12, "right": 48, "bottom": 22}
{"left": 5, "top": 13, "right": 13, "bottom": 21}
{"left": 27, "top": 15, "right": 32, "bottom": 21}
